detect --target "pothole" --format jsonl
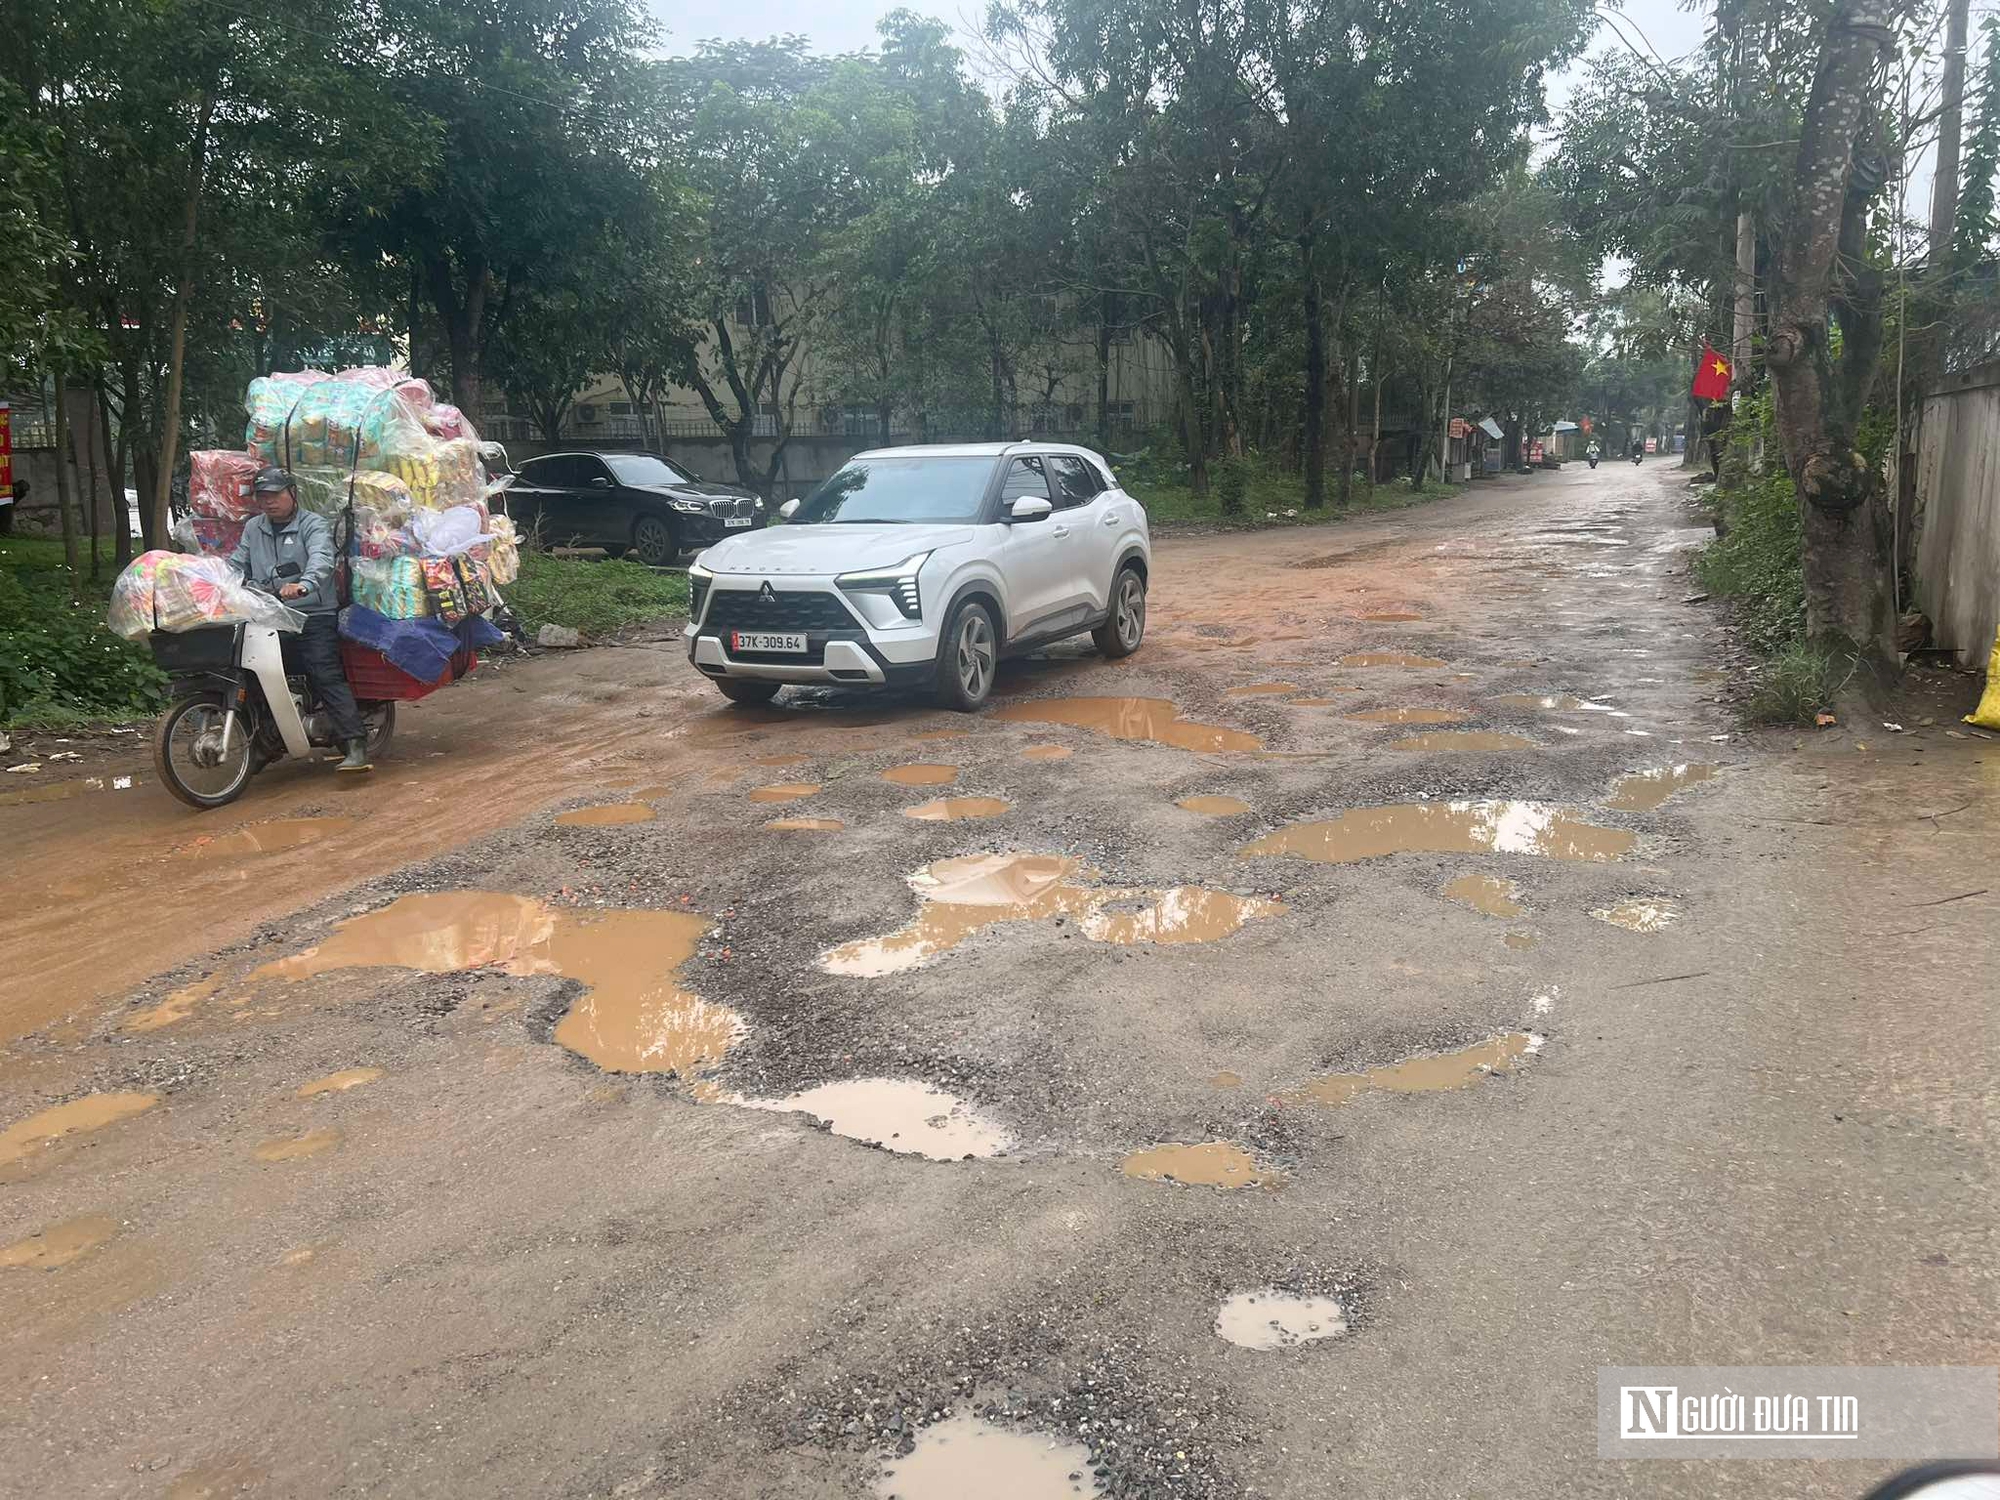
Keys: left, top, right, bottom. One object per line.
{"left": 1338, "top": 652, "right": 1447, "bottom": 668}
{"left": 753, "top": 752, "right": 813, "bottom": 767}
{"left": 748, "top": 783, "right": 820, "bottom": 803}
{"left": 1224, "top": 682, "right": 1298, "bottom": 697}
{"left": 1021, "top": 744, "right": 1072, "bottom": 761}
{"left": 252, "top": 893, "right": 740, "bottom": 1088}
{"left": 1240, "top": 802, "right": 1635, "bottom": 864}
{"left": 1214, "top": 1290, "right": 1349, "bottom": 1351}
{"left": 1346, "top": 707, "right": 1468, "bottom": 725}
{"left": 1281, "top": 1033, "right": 1541, "bottom": 1108}
{"left": 1606, "top": 763, "right": 1717, "bottom": 812}
{"left": 766, "top": 817, "right": 845, "bottom": 833}
{"left": 0, "top": 1213, "right": 120, "bottom": 1271}
{"left": 1389, "top": 731, "right": 1537, "bottom": 752}
{"left": 553, "top": 803, "right": 656, "bottom": 827}
{"left": 883, "top": 764, "right": 959, "bottom": 786}
{"left": 254, "top": 1126, "right": 342, "bottom": 1162}
{"left": 992, "top": 697, "right": 1263, "bottom": 753}
{"left": 0, "top": 774, "right": 142, "bottom": 808}
{"left": 1504, "top": 931, "right": 1538, "bottom": 949}
{"left": 736, "top": 1079, "right": 1010, "bottom": 1160}
{"left": 0, "top": 1092, "right": 160, "bottom": 1170}
{"left": 821, "top": 855, "right": 1284, "bottom": 977}
{"left": 173, "top": 817, "right": 356, "bottom": 858}
{"left": 296, "top": 1067, "right": 384, "bottom": 1097}
{"left": 875, "top": 1411, "right": 1099, "bottom": 1500}
{"left": 904, "top": 797, "right": 1011, "bottom": 822}
{"left": 1177, "top": 795, "right": 1250, "bottom": 816}
{"left": 1490, "top": 693, "right": 1615, "bottom": 712}
{"left": 1442, "top": 873, "right": 1522, "bottom": 918}
{"left": 1120, "top": 1140, "right": 1280, "bottom": 1190}
{"left": 1592, "top": 898, "right": 1679, "bottom": 932}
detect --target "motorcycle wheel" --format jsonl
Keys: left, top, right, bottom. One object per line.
{"left": 362, "top": 702, "right": 396, "bottom": 760}
{"left": 154, "top": 692, "right": 255, "bottom": 809}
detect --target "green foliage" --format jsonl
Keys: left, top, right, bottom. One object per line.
{"left": 1745, "top": 643, "right": 1836, "bottom": 725}
{"left": 0, "top": 539, "right": 167, "bottom": 727}
{"left": 506, "top": 550, "right": 690, "bottom": 637}
{"left": 1212, "top": 456, "right": 1249, "bottom": 514}
{"left": 1697, "top": 395, "right": 1807, "bottom": 657}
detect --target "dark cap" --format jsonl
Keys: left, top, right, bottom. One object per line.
{"left": 252, "top": 465, "right": 296, "bottom": 494}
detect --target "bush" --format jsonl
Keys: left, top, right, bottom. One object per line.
{"left": 1746, "top": 642, "right": 1835, "bottom": 725}
{"left": 506, "top": 548, "right": 690, "bottom": 636}
{"left": 1213, "top": 456, "right": 1248, "bottom": 514}
{"left": 0, "top": 539, "right": 167, "bottom": 728}
{"left": 1697, "top": 392, "right": 1806, "bottom": 657}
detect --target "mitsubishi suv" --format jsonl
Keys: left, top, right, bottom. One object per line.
{"left": 684, "top": 443, "right": 1150, "bottom": 710}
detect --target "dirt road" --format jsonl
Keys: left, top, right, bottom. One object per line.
{"left": 4, "top": 464, "right": 1995, "bottom": 1499}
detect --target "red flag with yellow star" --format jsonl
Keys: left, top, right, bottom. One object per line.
{"left": 1692, "top": 344, "right": 1732, "bottom": 401}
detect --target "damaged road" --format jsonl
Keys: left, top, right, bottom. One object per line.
{"left": 3, "top": 465, "right": 1996, "bottom": 1499}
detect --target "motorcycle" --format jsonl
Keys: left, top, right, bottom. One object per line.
{"left": 1631, "top": 448, "right": 1644, "bottom": 464}
{"left": 148, "top": 619, "right": 396, "bottom": 809}
{"left": 1587, "top": 453, "right": 1599, "bottom": 469}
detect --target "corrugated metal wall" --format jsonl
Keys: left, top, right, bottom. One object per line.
{"left": 1914, "top": 363, "right": 2000, "bottom": 667}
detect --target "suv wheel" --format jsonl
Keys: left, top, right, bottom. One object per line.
{"left": 632, "top": 514, "right": 678, "bottom": 567}
{"left": 715, "top": 677, "right": 781, "bottom": 706}
{"left": 1093, "top": 565, "right": 1146, "bottom": 658}
{"left": 934, "top": 598, "right": 998, "bottom": 711}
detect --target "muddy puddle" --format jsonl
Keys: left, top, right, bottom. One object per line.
{"left": 747, "top": 783, "right": 820, "bottom": 803}
{"left": 553, "top": 803, "right": 656, "bottom": 827}
{"left": 1346, "top": 707, "right": 1468, "bottom": 725}
{"left": 876, "top": 1411, "right": 1099, "bottom": 1500}
{"left": 0, "top": 1091, "right": 159, "bottom": 1170}
{"left": 1593, "top": 899, "right": 1679, "bottom": 932}
{"left": 297, "top": 1067, "right": 383, "bottom": 1097}
{"left": 1442, "top": 874, "right": 1522, "bottom": 918}
{"left": 822, "top": 854, "right": 1282, "bottom": 977}
{"left": 738, "top": 1078, "right": 1009, "bottom": 1160}
{"left": 1178, "top": 795, "right": 1251, "bottom": 816}
{"left": 904, "top": 796, "right": 1010, "bottom": 821}
{"left": 1284, "top": 697, "right": 1348, "bottom": 707}
{"left": 912, "top": 729, "right": 970, "bottom": 743}
{"left": 1338, "top": 652, "right": 1447, "bottom": 668}
{"left": 1241, "top": 801, "right": 1634, "bottom": 865}
{"left": 1021, "top": 744, "right": 1072, "bottom": 761}
{"left": 1607, "top": 763, "right": 1717, "bottom": 812}
{"left": 1215, "top": 1290, "right": 1349, "bottom": 1351}
{"left": 1210, "top": 1070, "right": 1244, "bottom": 1089}
{"left": 1491, "top": 693, "right": 1615, "bottom": 712}
{"left": 1283, "top": 1033, "right": 1540, "bottom": 1108}
{"left": 1121, "top": 1140, "right": 1279, "bottom": 1190}
{"left": 992, "top": 697, "right": 1263, "bottom": 753}
{"left": 1390, "top": 731, "right": 1536, "bottom": 753}
{"left": 0, "top": 773, "right": 141, "bottom": 808}
{"left": 752, "top": 752, "right": 813, "bottom": 767}
{"left": 766, "top": 816, "right": 845, "bottom": 832}
{"left": 253, "top": 893, "right": 740, "bottom": 1086}
{"left": 126, "top": 970, "right": 230, "bottom": 1033}
{"left": 883, "top": 764, "right": 959, "bottom": 786}
{"left": 1504, "top": 931, "right": 1538, "bottom": 950}
{"left": 255, "top": 1126, "right": 342, "bottom": 1162}
{"left": 0, "top": 1213, "right": 121, "bottom": 1271}
{"left": 173, "top": 817, "right": 356, "bottom": 858}
{"left": 1224, "top": 682, "right": 1299, "bottom": 697}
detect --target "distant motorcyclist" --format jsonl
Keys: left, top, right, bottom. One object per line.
{"left": 227, "top": 467, "right": 371, "bottom": 773}
{"left": 1585, "top": 440, "right": 1601, "bottom": 468}
{"left": 1630, "top": 438, "right": 1645, "bottom": 463}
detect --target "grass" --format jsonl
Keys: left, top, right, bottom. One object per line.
{"left": 506, "top": 549, "right": 691, "bottom": 636}
{"left": 1119, "top": 450, "right": 1460, "bottom": 529}
{"left": 1745, "top": 642, "right": 1837, "bottom": 725}
{"left": 1, "top": 535, "right": 169, "bottom": 729}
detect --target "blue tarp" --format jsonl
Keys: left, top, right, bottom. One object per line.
{"left": 339, "top": 606, "right": 503, "bottom": 683}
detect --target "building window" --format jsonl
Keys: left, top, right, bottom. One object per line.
{"left": 734, "top": 287, "right": 773, "bottom": 328}
{"left": 608, "top": 401, "right": 632, "bottom": 415}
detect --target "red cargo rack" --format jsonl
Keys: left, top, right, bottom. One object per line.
{"left": 339, "top": 642, "right": 477, "bottom": 702}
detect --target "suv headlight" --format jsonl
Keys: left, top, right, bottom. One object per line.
{"left": 686, "top": 561, "right": 712, "bottom": 622}
{"left": 669, "top": 498, "right": 708, "bottom": 515}
{"left": 837, "top": 551, "right": 930, "bottom": 621}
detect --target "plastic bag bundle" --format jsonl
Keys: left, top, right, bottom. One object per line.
{"left": 354, "top": 508, "right": 417, "bottom": 560}
{"left": 107, "top": 551, "right": 305, "bottom": 640}
{"left": 246, "top": 371, "right": 437, "bottom": 471}
{"left": 483, "top": 514, "right": 521, "bottom": 585}
{"left": 352, "top": 556, "right": 431, "bottom": 619}
{"left": 243, "top": 370, "right": 329, "bottom": 457}
{"left": 188, "top": 450, "right": 263, "bottom": 520}
{"left": 1966, "top": 625, "right": 2000, "bottom": 730}
{"left": 413, "top": 504, "right": 488, "bottom": 558}
{"left": 191, "top": 517, "right": 246, "bottom": 557}
{"left": 385, "top": 437, "right": 484, "bottom": 511}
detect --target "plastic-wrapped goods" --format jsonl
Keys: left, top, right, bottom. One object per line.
{"left": 384, "top": 437, "right": 485, "bottom": 511}
{"left": 188, "top": 450, "right": 263, "bottom": 521}
{"left": 242, "top": 370, "right": 329, "bottom": 457}
{"left": 412, "top": 503, "right": 487, "bottom": 557}
{"left": 354, "top": 510, "right": 417, "bottom": 560}
{"left": 482, "top": 514, "right": 521, "bottom": 585}
{"left": 421, "top": 556, "right": 470, "bottom": 623}
{"left": 191, "top": 517, "right": 247, "bottom": 557}
{"left": 350, "top": 470, "right": 416, "bottom": 524}
{"left": 108, "top": 551, "right": 305, "bottom": 640}
{"left": 455, "top": 553, "right": 503, "bottom": 615}
{"left": 246, "top": 371, "right": 436, "bottom": 471}
{"left": 351, "top": 556, "right": 431, "bottom": 619}
{"left": 426, "top": 404, "right": 468, "bottom": 440}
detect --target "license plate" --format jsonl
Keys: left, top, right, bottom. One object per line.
{"left": 723, "top": 516, "right": 753, "bottom": 528}
{"left": 731, "top": 630, "right": 806, "bottom": 653}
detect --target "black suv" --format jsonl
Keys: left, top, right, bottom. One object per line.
{"left": 506, "top": 451, "right": 765, "bottom": 565}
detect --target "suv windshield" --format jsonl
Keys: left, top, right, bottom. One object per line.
{"left": 606, "top": 454, "right": 696, "bottom": 487}
{"left": 792, "top": 456, "right": 996, "bottom": 524}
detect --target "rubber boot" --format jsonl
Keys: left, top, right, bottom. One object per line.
{"left": 336, "top": 737, "right": 373, "bottom": 774}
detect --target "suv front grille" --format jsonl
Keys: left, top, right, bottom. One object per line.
{"left": 703, "top": 588, "right": 857, "bottom": 633}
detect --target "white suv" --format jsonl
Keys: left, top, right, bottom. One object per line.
{"left": 685, "top": 442, "right": 1150, "bottom": 710}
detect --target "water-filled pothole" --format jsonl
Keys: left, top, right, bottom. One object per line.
{"left": 904, "top": 796, "right": 1010, "bottom": 822}
{"left": 1592, "top": 898, "right": 1679, "bottom": 932}
{"left": 1339, "top": 652, "right": 1447, "bottom": 668}
{"left": 821, "top": 855, "right": 1283, "bottom": 977}
{"left": 1282, "top": 1033, "right": 1540, "bottom": 1108}
{"left": 1389, "top": 731, "right": 1536, "bottom": 752}
{"left": 1214, "top": 1290, "right": 1349, "bottom": 1350}
{"left": 876, "top": 1410, "right": 1099, "bottom": 1499}
{"left": 883, "top": 764, "right": 959, "bottom": 786}
{"left": 766, "top": 816, "right": 845, "bottom": 833}
{"left": 1021, "top": 744, "right": 1072, "bottom": 761}
{"left": 0, "top": 1092, "right": 159, "bottom": 1170}
{"left": 174, "top": 817, "right": 356, "bottom": 858}
{"left": 748, "top": 783, "right": 820, "bottom": 803}
{"left": 1491, "top": 693, "right": 1615, "bottom": 712}
{"left": 1346, "top": 707, "right": 1468, "bottom": 725}
{"left": 738, "top": 1079, "right": 1009, "bottom": 1160}
{"left": 992, "top": 697, "right": 1262, "bottom": 753}
{"left": 554, "top": 803, "right": 656, "bottom": 827}
{"left": 1442, "top": 873, "right": 1523, "bottom": 918}
{"left": 1120, "top": 1140, "right": 1279, "bottom": 1190}
{"left": 1240, "top": 802, "right": 1634, "bottom": 864}
{"left": 254, "top": 1126, "right": 342, "bottom": 1162}
{"left": 1606, "top": 763, "right": 1717, "bottom": 812}
{"left": 297, "top": 1067, "right": 383, "bottom": 1097}
{"left": 1177, "top": 794, "right": 1250, "bottom": 816}
{"left": 0, "top": 1213, "right": 120, "bottom": 1270}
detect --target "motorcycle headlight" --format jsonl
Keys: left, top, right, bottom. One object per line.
{"left": 836, "top": 552, "right": 930, "bottom": 621}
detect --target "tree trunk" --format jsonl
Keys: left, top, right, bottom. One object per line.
{"left": 83, "top": 384, "right": 103, "bottom": 578}
{"left": 1338, "top": 347, "right": 1358, "bottom": 508}
{"left": 53, "top": 377, "right": 79, "bottom": 591}
{"left": 1766, "top": 0, "right": 1899, "bottom": 687}
{"left": 1930, "top": 0, "right": 1970, "bottom": 260}
{"left": 99, "top": 377, "right": 127, "bottom": 571}
{"left": 1302, "top": 246, "right": 1326, "bottom": 511}
{"left": 1096, "top": 291, "right": 1112, "bottom": 452}
{"left": 152, "top": 88, "right": 215, "bottom": 550}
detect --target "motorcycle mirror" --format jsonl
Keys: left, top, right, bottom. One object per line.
{"left": 1862, "top": 1464, "right": 2000, "bottom": 1500}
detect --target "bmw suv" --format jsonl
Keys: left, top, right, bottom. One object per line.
{"left": 684, "top": 443, "right": 1150, "bottom": 710}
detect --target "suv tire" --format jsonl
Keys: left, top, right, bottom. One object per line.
{"left": 715, "top": 677, "right": 781, "bottom": 707}
{"left": 632, "top": 513, "right": 678, "bottom": 567}
{"left": 1093, "top": 565, "right": 1146, "bottom": 658}
{"left": 934, "top": 597, "right": 998, "bottom": 712}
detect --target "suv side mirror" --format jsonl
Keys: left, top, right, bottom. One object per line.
{"left": 1008, "top": 496, "right": 1053, "bottom": 523}
{"left": 590, "top": 476, "right": 611, "bottom": 489}
{"left": 778, "top": 499, "right": 799, "bottom": 520}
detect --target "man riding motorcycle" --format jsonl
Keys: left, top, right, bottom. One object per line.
{"left": 226, "top": 466, "right": 372, "bottom": 773}
{"left": 1585, "top": 439, "right": 1601, "bottom": 468}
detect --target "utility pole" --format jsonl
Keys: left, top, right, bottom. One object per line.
{"left": 1930, "top": 0, "right": 1970, "bottom": 261}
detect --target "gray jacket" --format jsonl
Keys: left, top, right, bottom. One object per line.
{"left": 227, "top": 508, "right": 339, "bottom": 615}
